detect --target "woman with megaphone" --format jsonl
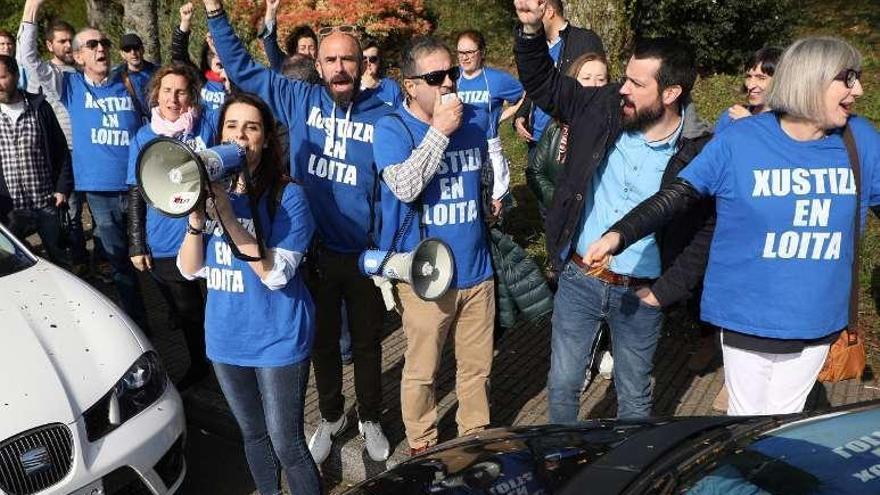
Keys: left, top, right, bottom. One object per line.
{"left": 127, "top": 62, "right": 219, "bottom": 390}
{"left": 177, "top": 93, "right": 321, "bottom": 495}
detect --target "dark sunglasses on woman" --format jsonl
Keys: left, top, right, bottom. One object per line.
{"left": 834, "top": 68, "right": 861, "bottom": 88}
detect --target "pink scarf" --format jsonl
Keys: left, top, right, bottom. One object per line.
{"left": 150, "top": 106, "right": 197, "bottom": 137}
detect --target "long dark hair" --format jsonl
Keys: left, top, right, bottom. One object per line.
{"left": 217, "top": 92, "right": 284, "bottom": 202}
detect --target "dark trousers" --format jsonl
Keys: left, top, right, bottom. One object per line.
{"left": 311, "top": 249, "right": 384, "bottom": 423}
{"left": 150, "top": 257, "right": 208, "bottom": 375}
{"left": 65, "top": 191, "right": 89, "bottom": 266}
{"left": 4, "top": 205, "right": 68, "bottom": 266}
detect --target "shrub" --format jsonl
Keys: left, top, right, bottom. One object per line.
{"left": 628, "top": 0, "right": 795, "bottom": 74}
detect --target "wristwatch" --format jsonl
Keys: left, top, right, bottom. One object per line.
{"left": 186, "top": 223, "right": 204, "bottom": 235}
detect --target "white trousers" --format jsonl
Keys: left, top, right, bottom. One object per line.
{"left": 721, "top": 332, "right": 830, "bottom": 416}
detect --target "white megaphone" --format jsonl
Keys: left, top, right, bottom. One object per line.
{"left": 136, "top": 137, "right": 247, "bottom": 217}
{"left": 360, "top": 238, "right": 455, "bottom": 309}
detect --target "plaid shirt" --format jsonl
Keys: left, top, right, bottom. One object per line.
{"left": 0, "top": 97, "right": 52, "bottom": 210}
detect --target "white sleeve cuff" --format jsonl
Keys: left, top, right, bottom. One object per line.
{"left": 176, "top": 254, "right": 207, "bottom": 281}
{"left": 260, "top": 247, "right": 304, "bottom": 290}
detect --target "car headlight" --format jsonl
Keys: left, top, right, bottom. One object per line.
{"left": 83, "top": 351, "right": 168, "bottom": 441}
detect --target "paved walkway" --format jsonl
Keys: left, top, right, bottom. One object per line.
{"left": 125, "top": 270, "right": 880, "bottom": 489}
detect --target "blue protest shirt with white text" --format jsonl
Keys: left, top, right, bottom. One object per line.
{"left": 374, "top": 105, "right": 493, "bottom": 289}
{"left": 363, "top": 78, "right": 403, "bottom": 108}
{"left": 201, "top": 80, "right": 227, "bottom": 111}
{"left": 457, "top": 67, "right": 523, "bottom": 138}
{"left": 209, "top": 13, "right": 393, "bottom": 253}
{"left": 126, "top": 110, "right": 219, "bottom": 258}
{"left": 199, "top": 184, "right": 316, "bottom": 367}
{"left": 679, "top": 113, "right": 880, "bottom": 339}
{"left": 61, "top": 71, "right": 147, "bottom": 191}
{"left": 531, "top": 39, "right": 563, "bottom": 142}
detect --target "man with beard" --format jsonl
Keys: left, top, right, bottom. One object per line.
{"left": 0, "top": 55, "right": 71, "bottom": 263}
{"left": 514, "top": 0, "right": 715, "bottom": 421}
{"left": 20, "top": 0, "right": 149, "bottom": 331}
{"left": 202, "top": 0, "right": 393, "bottom": 464}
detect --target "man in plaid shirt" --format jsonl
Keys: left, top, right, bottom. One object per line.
{"left": 0, "top": 55, "right": 72, "bottom": 263}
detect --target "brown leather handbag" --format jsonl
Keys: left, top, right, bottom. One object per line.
{"left": 818, "top": 125, "right": 867, "bottom": 383}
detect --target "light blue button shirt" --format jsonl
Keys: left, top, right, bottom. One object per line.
{"left": 575, "top": 119, "right": 684, "bottom": 277}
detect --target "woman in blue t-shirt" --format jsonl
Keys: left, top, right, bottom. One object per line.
{"left": 127, "top": 62, "right": 218, "bottom": 389}
{"left": 456, "top": 29, "right": 524, "bottom": 201}
{"left": 359, "top": 37, "right": 403, "bottom": 108}
{"left": 584, "top": 37, "right": 877, "bottom": 417}
{"left": 714, "top": 47, "right": 782, "bottom": 134}
{"left": 178, "top": 93, "right": 320, "bottom": 495}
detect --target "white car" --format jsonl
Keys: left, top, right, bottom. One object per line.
{"left": 0, "top": 224, "right": 186, "bottom": 495}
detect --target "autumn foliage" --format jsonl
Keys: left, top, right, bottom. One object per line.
{"left": 227, "top": 0, "right": 432, "bottom": 43}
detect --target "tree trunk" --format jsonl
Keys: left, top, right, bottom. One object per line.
{"left": 567, "top": 0, "right": 630, "bottom": 72}
{"left": 85, "top": 0, "right": 122, "bottom": 31}
{"left": 123, "top": 0, "right": 161, "bottom": 64}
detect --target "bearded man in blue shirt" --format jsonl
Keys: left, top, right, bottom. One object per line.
{"left": 514, "top": 0, "right": 715, "bottom": 422}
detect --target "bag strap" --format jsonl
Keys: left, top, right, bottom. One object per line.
{"left": 121, "top": 69, "right": 149, "bottom": 124}
{"left": 842, "top": 125, "right": 861, "bottom": 344}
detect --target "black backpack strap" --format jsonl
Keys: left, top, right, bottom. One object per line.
{"left": 121, "top": 69, "right": 149, "bottom": 124}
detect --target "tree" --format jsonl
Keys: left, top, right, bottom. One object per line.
{"left": 567, "top": 0, "right": 631, "bottom": 72}
{"left": 123, "top": 0, "right": 161, "bottom": 63}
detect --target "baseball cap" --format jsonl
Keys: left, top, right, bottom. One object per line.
{"left": 120, "top": 33, "right": 143, "bottom": 50}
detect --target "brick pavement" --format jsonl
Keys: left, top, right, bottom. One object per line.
{"left": 78, "top": 266, "right": 880, "bottom": 489}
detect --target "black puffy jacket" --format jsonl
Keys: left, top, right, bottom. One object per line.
{"left": 489, "top": 227, "right": 554, "bottom": 329}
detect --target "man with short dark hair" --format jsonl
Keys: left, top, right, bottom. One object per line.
{"left": 113, "top": 33, "right": 157, "bottom": 105}
{"left": 0, "top": 55, "right": 71, "bottom": 263}
{"left": 373, "top": 35, "right": 495, "bottom": 456}
{"left": 514, "top": 0, "right": 715, "bottom": 421}
{"left": 203, "top": 0, "right": 393, "bottom": 464}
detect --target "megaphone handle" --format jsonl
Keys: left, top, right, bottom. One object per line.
{"left": 373, "top": 276, "right": 396, "bottom": 312}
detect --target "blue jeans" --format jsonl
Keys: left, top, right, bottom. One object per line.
{"left": 213, "top": 360, "right": 321, "bottom": 495}
{"left": 548, "top": 261, "right": 664, "bottom": 422}
{"left": 85, "top": 191, "right": 146, "bottom": 328}
{"left": 65, "top": 191, "right": 89, "bottom": 266}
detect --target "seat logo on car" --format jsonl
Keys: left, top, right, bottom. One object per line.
{"left": 20, "top": 446, "right": 52, "bottom": 476}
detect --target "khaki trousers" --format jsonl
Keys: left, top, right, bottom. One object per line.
{"left": 397, "top": 279, "right": 495, "bottom": 449}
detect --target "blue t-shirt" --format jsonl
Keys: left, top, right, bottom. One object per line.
{"left": 363, "top": 78, "right": 403, "bottom": 108}
{"left": 126, "top": 110, "right": 219, "bottom": 258}
{"left": 531, "top": 39, "right": 563, "bottom": 142}
{"left": 201, "top": 80, "right": 227, "bottom": 111}
{"left": 112, "top": 62, "right": 158, "bottom": 111}
{"left": 679, "top": 113, "right": 880, "bottom": 339}
{"left": 374, "top": 106, "right": 493, "bottom": 289}
{"left": 209, "top": 13, "right": 394, "bottom": 254}
{"left": 61, "top": 71, "right": 147, "bottom": 191}
{"left": 198, "top": 184, "right": 316, "bottom": 367}
{"left": 457, "top": 67, "right": 523, "bottom": 138}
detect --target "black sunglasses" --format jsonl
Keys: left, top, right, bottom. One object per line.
{"left": 364, "top": 55, "right": 380, "bottom": 64}
{"left": 121, "top": 45, "right": 142, "bottom": 53}
{"left": 83, "top": 38, "right": 112, "bottom": 50}
{"left": 834, "top": 68, "right": 861, "bottom": 89}
{"left": 407, "top": 67, "right": 460, "bottom": 86}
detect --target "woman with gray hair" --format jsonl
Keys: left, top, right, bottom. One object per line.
{"left": 582, "top": 36, "right": 878, "bottom": 416}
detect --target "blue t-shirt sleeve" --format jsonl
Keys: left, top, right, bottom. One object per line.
{"left": 491, "top": 69, "right": 524, "bottom": 104}
{"left": 268, "top": 184, "right": 315, "bottom": 254}
{"left": 373, "top": 115, "right": 414, "bottom": 173}
{"left": 126, "top": 127, "right": 147, "bottom": 186}
{"left": 678, "top": 134, "right": 730, "bottom": 197}
{"left": 714, "top": 110, "right": 733, "bottom": 135}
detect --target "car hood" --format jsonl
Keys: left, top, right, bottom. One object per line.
{"left": 0, "top": 261, "right": 148, "bottom": 440}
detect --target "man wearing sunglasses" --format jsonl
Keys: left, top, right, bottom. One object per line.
{"left": 19, "top": 0, "right": 150, "bottom": 332}
{"left": 514, "top": 0, "right": 715, "bottom": 423}
{"left": 113, "top": 33, "right": 157, "bottom": 99}
{"left": 202, "top": 0, "right": 393, "bottom": 464}
{"left": 373, "top": 36, "right": 495, "bottom": 457}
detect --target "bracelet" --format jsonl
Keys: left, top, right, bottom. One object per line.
{"left": 186, "top": 222, "right": 204, "bottom": 235}
{"left": 206, "top": 6, "right": 225, "bottom": 18}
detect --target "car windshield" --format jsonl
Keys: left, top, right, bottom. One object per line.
{"left": 0, "top": 228, "right": 36, "bottom": 276}
{"left": 682, "top": 406, "right": 880, "bottom": 494}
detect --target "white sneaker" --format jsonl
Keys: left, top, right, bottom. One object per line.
{"left": 308, "top": 415, "right": 347, "bottom": 464}
{"left": 359, "top": 420, "right": 390, "bottom": 462}
{"left": 599, "top": 351, "right": 614, "bottom": 380}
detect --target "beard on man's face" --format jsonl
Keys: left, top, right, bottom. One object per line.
{"left": 621, "top": 95, "right": 664, "bottom": 131}
{"left": 325, "top": 72, "right": 361, "bottom": 106}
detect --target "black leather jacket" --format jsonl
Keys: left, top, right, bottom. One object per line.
{"left": 514, "top": 28, "right": 715, "bottom": 307}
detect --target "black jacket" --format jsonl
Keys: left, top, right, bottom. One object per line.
{"left": 514, "top": 29, "right": 715, "bottom": 307}
{"left": 489, "top": 227, "right": 554, "bottom": 329}
{"left": 0, "top": 91, "right": 72, "bottom": 216}
{"left": 513, "top": 22, "right": 605, "bottom": 133}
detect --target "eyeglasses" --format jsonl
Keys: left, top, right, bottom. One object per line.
{"left": 407, "top": 67, "right": 460, "bottom": 86}
{"left": 364, "top": 55, "right": 379, "bottom": 64}
{"left": 457, "top": 49, "right": 479, "bottom": 58}
{"left": 834, "top": 68, "right": 862, "bottom": 89}
{"left": 317, "top": 25, "right": 360, "bottom": 39}
{"left": 83, "top": 38, "right": 112, "bottom": 50}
